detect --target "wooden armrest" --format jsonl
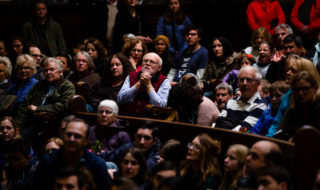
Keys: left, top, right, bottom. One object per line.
{"left": 69, "top": 95, "right": 87, "bottom": 114}
{"left": 145, "top": 104, "right": 179, "bottom": 121}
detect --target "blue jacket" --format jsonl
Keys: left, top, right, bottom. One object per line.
{"left": 156, "top": 16, "right": 191, "bottom": 54}
{"left": 33, "top": 148, "right": 109, "bottom": 190}
{"left": 251, "top": 107, "right": 276, "bottom": 135}
{"left": 8, "top": 77, "right": 38, "bottom": 108}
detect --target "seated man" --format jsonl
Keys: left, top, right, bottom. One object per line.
{"left": 215, "top": 66, "right": 268, "bottom": 132}
{"left": 15, "top": 58, "right": 75, "bottom": 149}
{"left": 28, "top": 44, "right": 44, "bottom": 80}
{"left": 117, "top": 52, "right": 171, "bottom": 116}
{"left": 256, "top": 166, "right": 292, "bottom": 190}
{"left": 34, "top": 118, "right": 109, "bottom": 190}
{"left": 103, "top": 122, "right": 161, "bottom": 171}
{"left": 214, "top": 82, "right": 233, "bottom": 112}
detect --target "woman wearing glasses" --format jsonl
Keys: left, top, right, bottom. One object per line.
{"left": 180, "top": 133, "right": 222, "bottom": 190}
{"left": 122, "top": 39, "right": 148, "bottom": 72}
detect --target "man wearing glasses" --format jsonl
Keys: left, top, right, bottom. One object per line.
{"left": 28, "top": 44, "right": 44, "bottom": 80}
{"left": 117, "top": 52, "right": 171, "bottom": 116}
{"left": 214, "top": 66, "right": 268, "bottom": 132}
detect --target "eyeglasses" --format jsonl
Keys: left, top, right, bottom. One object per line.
{"left": 239, "top": 77, "right": 256, "bottom": 84}
{"left": 98, "top": 110, "right": 113, "bottom": 114}
{"left": 187, "top": 142, "right": 201, "bottom": 151}
{"left": 76, "top": 59, "right": 88, "bottom": 63}
{"left": 131, "top": 49, "right": 143, "bottom": 53}
{"left": 142, "top": 59, "right": 157, "bottom": 65}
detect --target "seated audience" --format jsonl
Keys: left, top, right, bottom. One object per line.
{"left": 283, "top": 34, "right": 306, "bottom": 57}
{"left": 254, "top": 41, "right": 275, "bottom": 78}
{"left": 33, "top": 118, "right": 110, "bottom": 190}
{"left": 214, "top": 82, "right": 233, "bottom": 112}
{"left": 218, "top": 144, "right": 249, "bottom": 190}
{"left": 256, "top": 166, "right": 292, "bottom": 190}
{"left": 180, "top": 133, "right": 222, "bottom": 190}
{"left": 117, "top": 147, "right": 151, "bottom": 190}
{"left": 243, "top": 27, "right": 273, "bottom": 62}
{"left": 90, "top": 53, "right": 134, "bottom": 110}
{"left": 214, "top": 66, "right": 268, "bottom": 132}
{"left": 85, "top": 37, "right": 108, "bottom": 76}
{"left": 117, "top": 52, "right": 171, "bottom": 116}
{"left": 122, "top": 39, "right": 148, "bottom": 72}
{"left": 251, "top": 81, "right": 290, "bottom": 135}
{"left": 8, "top": 54, "right": 38, "bottom": 110}
{"left": 88, "top": 100, "right": 131, "bottom": 155}
{"left": 153, "top": 35, "right": 174, "bottom": 76}
{"left": 276, "top": 71, "right": 320, "bottom": 141}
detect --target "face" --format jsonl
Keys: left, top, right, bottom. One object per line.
{"left": 54, "top": 176, "right": 80, "bottom": 190}
{"left": 97, "top": 106, "right": 116, "bottom": 126}
{"left": 30, "top": 47, "right": 42, "bottom": 66}
{"left": 283, "top": 42, "right": 300, "bottom": 56}
{"left": 110, "top": 57, "right": 124, "bottom": 77}
{"left": 259, "top": 44, "right": 272, "bottom": 59}
{"left": 45, "top": 141, "right": 61, "bottom": 154}
{"left": 0, "top": 63, "right": 6, "bottom": 82}
{"left": 155, "top": 40, "right": 167, "bottom": 55}
{"left": 56, "top": 56, "right": 69, "bottom": 72}
{"left": 246, "top": 141, "right": 269, "bottom": 175}
{"left": 285, "top": 62, "right": 298, "bottom": 84}
{"left": 127, "top": 0, "right": 138, "bottom": 8}
{"left": 0, "top": 119, "right": 16, "bottom": 142}
{"left": 169, "top": 0, "right": 180, "bottom": 13}
{"left": 256, "top": 33, "right": 265, "bottom": 46}
{"left": 153, "top": 170, "right": 177, "bottom": 190}
{"left": 141, "top": 53, "right": 162, "bottom": 76}
{"left": 63, "top": 121, "right": 87, "bottom": 152}
{"left": 0, "top": 41, "right": 7, "bottom": 56}
{"left": 238, "top": 69, "right": 259, "bottom": 101}
{"left": 258, "top": 85, "right": 269, "bottom": 99}
{"left": 135, "top": 128, "right": 156, "bottom": 152}
{"left": 186, "top": 136, "right": 201, "bottom": 161}
{"left": 130, "top": 43, "right": 143, "bottom": 63}
{"left": 75, "top": 53, "right": 89, "bottom": 72}
{"left": 12, "top": 40, "right": 23, "bottom": 56}
{"left": 224, "top": 148, "right": 240, "bottom": 172}
{"left": 276, "top": 28, "right": 289, "bottom": 45}
{"left": 293, "top": 79, "right": 316, "bottom": 103}
{"left": 215, "top": 88, "right": 232, "bottom": 110}
{"left": 86, "top": 43, "right": 98, "bottom": 61}
{"left": 17, "top": 62, "right": 34, "bottom": 81}
{"left": 44, "top": 61, "right": 63, "bottom": 83}
{"left": 213, "top": 39, "right": 223, "bottom": 58}
{"left": 34, "top": 3, "right": 47, "bottom": 19}
{"left": 185, "top": 30, "right": 200, "bottom": 47}
{"left": 240, "top": 57, "right": 252, "bottom": 68}
{"left": 258, "top": 175, "right": 287, "bottom": 190}
{"left": 270, "top": 90, "right": 283, "bottom": 110}
{"left": 121, "top": 152, "right": 140, "bottom": 179}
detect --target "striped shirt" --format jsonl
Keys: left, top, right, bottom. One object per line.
{"left": 219, "top": 91, "right": 268, "bottom": 131}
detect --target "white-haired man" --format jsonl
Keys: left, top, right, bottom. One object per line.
{"left": 117, "top": 52, "right": 171, "bottom": 116}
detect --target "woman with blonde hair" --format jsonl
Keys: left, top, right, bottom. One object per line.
{"left": 218, "top": 144, "right": 249, "bottom": 190}
{"left": 180, "top": 133, "right": 222, "bottom": 190}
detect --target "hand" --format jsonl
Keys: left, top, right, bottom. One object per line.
{"left": 27, "top": 105, "right": 38, "bottom": 112}
{"left": 107, "top": 169, "right": 117, "bottom": 179}
{"left": 271, "top": 50, "right": 285, "bottom": 62}
{"left": 140, "top": 72, "right": 153, "bottom": 92}
{"left": 170, "top": 82, "right": 179, "bottom": 86}
{"left": 136, "top": 36, "right": 153, "bottom": 44}
{"left": 129, "top": 57, "right": 137, "bottom": 69}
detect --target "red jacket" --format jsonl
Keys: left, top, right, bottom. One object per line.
{"left": 247, "top": 0, "right": 286, "bottom": 35}
{"left": 290, "top": 0, "right": 320, "bottom": 34}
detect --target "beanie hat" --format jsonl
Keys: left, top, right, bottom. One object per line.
{"left": 154, "top": 35, "right": 170, "bottom": 47}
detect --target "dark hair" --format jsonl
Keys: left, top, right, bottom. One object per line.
{"left": 138, "top": 121, "right": 159, "bottom": 139}
{"left": 184, "top": 25, "right": 202, "bottom": 38}
{"left": 8, "top": 139, "right": 31, "bottom": 157}
{"left": 210, "top": 36, "right": 234, "bottom": 59}
{"left": 152, "top": 161, "right": 177, "bottom": 175}
{"left": 66, "top": 118, "right": 89, "bottom": 138}
{"left": 264, "top": 149, "right": 284, "bottom": 167}
{"left": 101, "top": 53, "right": 134, "bottom": 85}
{"left": 257, "top": 166, "right": 292, "bottom": 189}
{"left": 120, "top": 148, "right": 150, "bottom": 185}
{"left": 111, "top": 177, "right": 139, "bottom": 190}
{"left": 259, "top": 41, "right": 275, "bottom": 54}
{"left": 85, "top": 37, "right": 108, "bottom": 61}
{"left": 163, "top": 0, "right": 187, "bottom": 25}
{"left": 160, "top": 139, "right": 185, "bottom": 166}
{"left": 283, "top": 34, "right": 303, "bottom": 48}
{"left": 269, "top": 81, "right": 290, "bottom": 95}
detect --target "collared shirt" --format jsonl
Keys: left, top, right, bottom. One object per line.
{"left": 219, "top": 91, "right": 268, "bottom": 131}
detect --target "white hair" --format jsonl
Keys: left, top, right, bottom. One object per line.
{"left": 238, "top": 65, "right": 262, "bottom": 81}
{"left": 98, "top": 99, "right": 119, "bottom": 115}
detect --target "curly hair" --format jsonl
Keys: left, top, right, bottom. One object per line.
{"left": 210, "top": 36, "right": 234, "bottom": 60}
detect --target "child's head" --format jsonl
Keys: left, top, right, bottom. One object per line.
{"left": 239, "top": 54, "right": 254, "bottom": 68}
{"left": 269, "top": 81, "right": 290, "bottom": 109}
{"left": 258, "top": 79, "right": 271, "bottom": 99}
{"left": 259, "top": 41, "right": 274, "bottom": 59}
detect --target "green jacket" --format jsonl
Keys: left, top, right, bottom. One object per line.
{"left": 15, "top": 79, "right": 75, "bottom": 129}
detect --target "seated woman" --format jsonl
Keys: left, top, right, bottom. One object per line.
{"left": 117, "top": 147, "right": 151, "bottom": 190}
{"left": 253, "top": 41, "right": 275, "bottom": 78}
{"left": 153, "top": 35, "right": 174, "bottom": 76}
{"left": 202, "top": 36, "right": 240, "bottom": 92}
{"left": 180, "top": 133, "right": 222, "bottom": 190}
{"left": 243, "top": 27, "right": 273, "bottom": 62}
{"left": 85, "top": 37, "right": 108, "bottom": 76}
{"left": 8, "top": 54, "right": 38, "bottom": 110}
{"left": 88, "top": 100, "right": 131, "bottom": 155}
{"left": 218, "top": 144, "right": 249, "bottom": 190}
{"left": 89, "top": 53, "right": 134, "bottom": 110}
{"left": 276, "top": 71, "right": 320, "bottom": 141}
{"left": 68, "top": 51, "right": 100, "bottom": 101}
{"left": 122, "top": 39, "right": 148, "bottom": 72}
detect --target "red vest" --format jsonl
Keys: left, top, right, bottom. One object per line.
{"left": 119, "top": 71, "right": 166, "bottom": 116}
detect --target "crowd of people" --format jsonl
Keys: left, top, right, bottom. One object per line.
{"left": 0, "top": 0, "right": 320, "bottom": 189}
